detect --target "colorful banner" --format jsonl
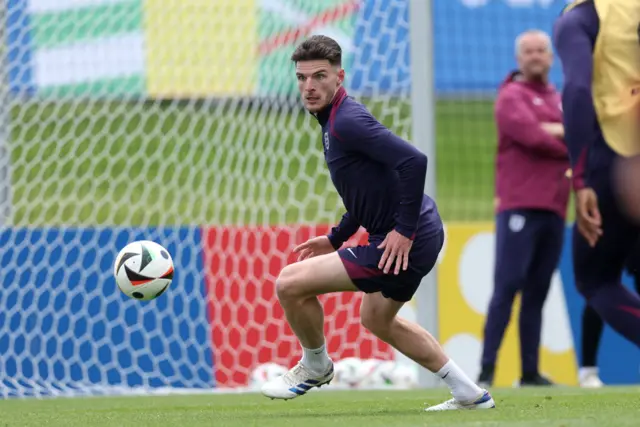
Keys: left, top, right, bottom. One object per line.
{"left": 7, "top": 0, "right": 360, "bottom": 97}
{"left": 7, "top": 0, "right": 574, "bottom": 97}
{"left": 1, "top": 223, "right": 638, "bottom": 396}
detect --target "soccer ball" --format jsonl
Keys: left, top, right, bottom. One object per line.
{"left": 374, "top": 361, "right": 418, "bottom": 389}
{"left": 249, "top": 363, "right": 288, "bottom": 389}
{"left": 114, "top": 240, "right": 174, "bottom": 301}
{"left": 386, "top": 363, "right": 418, "bottom": 389}
{"left": 333, "top": 357, "right": 364, "bottom": 388}
{"left": 358, "top": 360, "right": 418, "bottom": 389}
{"left": 358, "top": 359, "right": 392, "bottom": 388}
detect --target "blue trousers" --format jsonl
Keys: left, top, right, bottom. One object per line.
{"left": 481, "top": 209, "right": 565, "bottom": 374}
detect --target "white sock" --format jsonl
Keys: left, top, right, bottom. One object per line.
{"left": 300, "top": 344, "right": 332, "bottom": 374}
{"left": 436, "top": 359, "right": 484, "bottom": 403}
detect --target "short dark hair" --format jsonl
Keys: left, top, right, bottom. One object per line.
{"left": 290, "top": 35, "right": 342, "bottom": 66}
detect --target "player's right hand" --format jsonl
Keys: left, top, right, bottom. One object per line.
{"left": 576, "top": 187, "right": 602, "bottom": 247}
{"left": 293, "top": 236, "right": 335, "bottom": 261}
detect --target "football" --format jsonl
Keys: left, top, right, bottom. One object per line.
{"left": 249, "top": 363, "right": 288, "bottom": 389}
{"left": 333, "top": 357, "right": 364, "bottom": 388}
{"left": 114, "top": 240, "right": 174, "bottom": 301}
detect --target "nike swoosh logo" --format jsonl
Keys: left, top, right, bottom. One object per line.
{"left": 442, "top": 372, "right": 449, "bottom": 379}
{"left": 346, "top": 248, "right": 357, "bottom": 258}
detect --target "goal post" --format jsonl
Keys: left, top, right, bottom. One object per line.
{"left": 0, "top": 0, "right": 437, "bottom": 398}
{"left": 0, "top": 0, "right": 11, "bottom": 226}
{"left": 409, "top": 0, "right": 439, "bottom": 389}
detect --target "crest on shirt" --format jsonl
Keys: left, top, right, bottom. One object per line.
{"left": 508, "top": 214, "right": 526, "bottom": 233}
{"left": 323, "top": 131, "right": 330, "bottom": 151}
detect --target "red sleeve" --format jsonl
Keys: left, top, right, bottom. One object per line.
{"left": 495, "top": 87, "right": 568, "bottom": 159}
{"left": 571, "top": 148, "right": 587, "bottom": 191}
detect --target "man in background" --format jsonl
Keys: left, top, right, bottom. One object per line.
{"left": 478, "top": 30, "right": 570, "bottom": 388}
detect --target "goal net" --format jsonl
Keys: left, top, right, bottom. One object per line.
{"left": 0, "top": 0, "right": 570, "bottom": 398}
{"left": 0, "top": 0, "right": 412, "bottom": 397}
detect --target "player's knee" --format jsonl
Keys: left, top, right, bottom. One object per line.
{"left": 488, "top": 285, "right": 518, "bottom": 307}
{"left": 360, "top": 308, "right": 392, "bottom": 338}
{"left": 275, "top": 263, "right": 305, "bottom": 302}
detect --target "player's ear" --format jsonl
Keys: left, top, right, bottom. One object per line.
{"left": 337, "top": 68, "right": 345, "bottom": 85}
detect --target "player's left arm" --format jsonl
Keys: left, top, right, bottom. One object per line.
{"left": 553, "top": 7, "right": 602, "bottom": 246}
{"left": 333, "top": 111, "right": 427, "bottom": 274}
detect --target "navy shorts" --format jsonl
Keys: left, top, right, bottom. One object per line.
{"left": 337, "top": 228, "right": 444, "bottom": 302}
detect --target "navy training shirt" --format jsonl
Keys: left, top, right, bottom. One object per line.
{"left": 314, "top": 87, "right": 442, "bottom": 249}
{"left": 553, "top": 1, "right": 615, "bottom": 180}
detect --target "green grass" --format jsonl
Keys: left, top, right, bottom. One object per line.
{"left": 8, "top": 98, "right": 497, "bottom": 227}
{"left": 1, "top": 387, "right": 638, "bottom": 426}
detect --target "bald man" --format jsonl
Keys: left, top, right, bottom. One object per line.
{"left": 478, "top": 30, "right": 570, "bottom": 388}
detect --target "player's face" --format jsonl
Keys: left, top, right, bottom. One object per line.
{"left": 295, "top": 60, "right": 344, "bottom": 113}
{"left": 517, "top": 35, "right": 553, "bottom": 81}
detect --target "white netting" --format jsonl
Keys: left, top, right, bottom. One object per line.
{"left": 0, "top": 0, "right": 413, "bottom": 397}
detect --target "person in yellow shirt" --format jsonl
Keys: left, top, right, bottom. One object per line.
{"left": 553, "top": 0, "right": 640, "bottom": 368}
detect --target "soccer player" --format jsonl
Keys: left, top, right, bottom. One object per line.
{"left": 579, "top": 239, "right": 640, "bottom": 388}
{"left": 260, "top": 35, "right": 495, "bottom": 411}
{"left": 478, "top": 30, "right": 569, "bottom": 388}
{"left": 553, "top": 0, "right": 640, "bottom": 349}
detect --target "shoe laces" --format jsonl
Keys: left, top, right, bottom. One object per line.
{"left": 281, "top": 363, "right": 312, "bottom": 386}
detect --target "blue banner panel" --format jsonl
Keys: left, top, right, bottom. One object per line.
{"left": 0, "top": 226, "right": 214, "bottom": 397}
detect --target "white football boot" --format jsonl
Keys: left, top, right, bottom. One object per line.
{"left": 425, "top": 390, "right": 496, "bottom": 412}
{"left": 579, "top": 367, "right": 604, "bottom": 388}
{"left": 261, "top": 362, "right": 334, "bottom": 400}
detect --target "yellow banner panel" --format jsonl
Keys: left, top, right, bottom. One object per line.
{"left": 144, "top": 0, "right": 258, "bottom": 97}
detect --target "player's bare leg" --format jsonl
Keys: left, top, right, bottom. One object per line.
{"left": 360, "top": 293, "right": 447, "bottom": 372}
{"left": 360, "top": 293, "right": 495, "bottom": 411}
{"left": 261, "top": 252, "right": 359, "bottom": 400}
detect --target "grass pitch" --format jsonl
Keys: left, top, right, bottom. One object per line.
{"left": 1, "top": 387, "right": 638, "bottom": 427}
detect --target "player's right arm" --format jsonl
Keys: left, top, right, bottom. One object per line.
{"left": 293, "top": 212, "right": 360, "bottom": 261}
{"left": 326, "top": 212, "right": 360, "bottom": 250}
{"left": 494, "top": 87, "right": 568, "bottom": 158}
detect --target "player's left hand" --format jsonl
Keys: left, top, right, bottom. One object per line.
{"left": 377, "top": 230, "right": 413, "bottom": 275}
